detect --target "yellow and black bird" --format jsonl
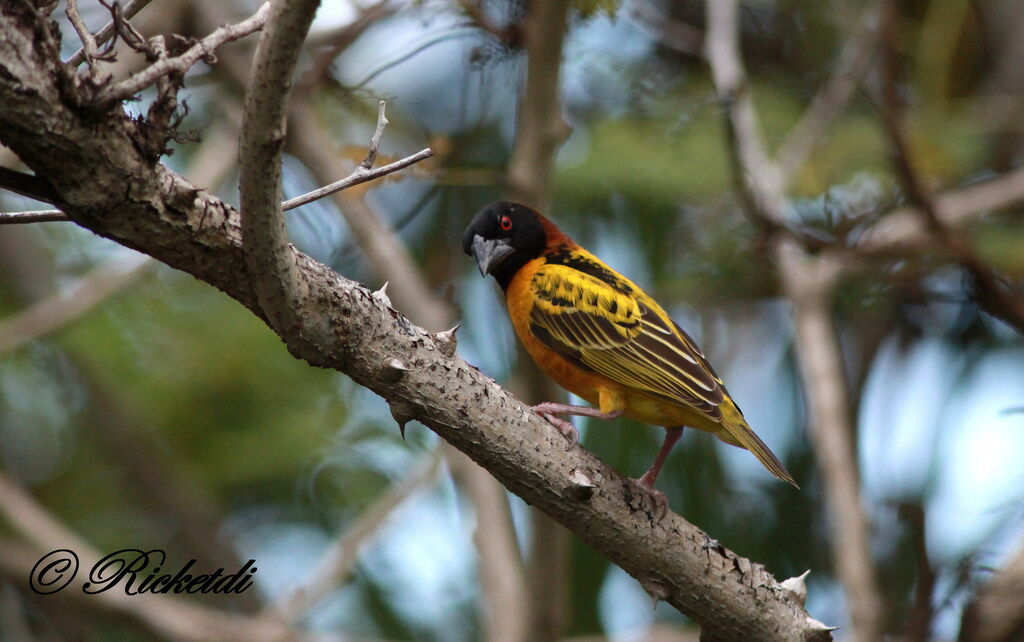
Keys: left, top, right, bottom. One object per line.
{"left": 463, "top": 202, "right": 797, "bottom": 505}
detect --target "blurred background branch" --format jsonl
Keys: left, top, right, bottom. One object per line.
{"left": 705, "top": 1, "right": 884, "bottom": 640}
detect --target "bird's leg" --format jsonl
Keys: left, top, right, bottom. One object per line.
{"left": 632, "top": 426, "right": 684, "bottom": 521}
{"left": 529, "top": 402, "right": 624, "bottom": 448}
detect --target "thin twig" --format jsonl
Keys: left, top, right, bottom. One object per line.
{"left": 65, "top": 0, "right": 100, "bottom": 70}
{"left": 282, "top": 147, "right": 433, "bottom": 212}
{"left": 361, "top": 100, "right": 388, "bottom": 170}
{"left": 68, "top": 0, "right": 155, "bottom": 66}
{"left": 0, "top": 209, "right": 67, "bottom": 223}
{"left": 93, "top": 1, "right": 271, "bottom": 108}
{"left": 0, "top": 148, "right": 432, "bottom": 224}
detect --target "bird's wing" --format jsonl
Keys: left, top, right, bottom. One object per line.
{"left": 528, "top": 260, "right": 725, "bottom": 421}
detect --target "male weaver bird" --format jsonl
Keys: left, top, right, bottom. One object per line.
{"left": 462, "top": 202, "right": 798, "bottom": 506}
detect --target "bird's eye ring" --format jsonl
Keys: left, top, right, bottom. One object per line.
{"left": 499, "top": 215, "right": 513, "bottom": 231}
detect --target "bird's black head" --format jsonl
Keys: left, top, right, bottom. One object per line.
{"left": 462, "top": 201, "right": 548, "bottom": 290}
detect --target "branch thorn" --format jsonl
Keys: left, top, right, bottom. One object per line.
{"left": 373, "top": 281, "right": 392, "bottom": 307}
{"left": 433, "top": 322, "right": 461, "bottom": 357}
{"left": 382, "top": 357, "right": 410, "bottom": 382}
{"left": 387, "top": 399, "right": 417, "bottom": 440}
{"left": 781, "top": 569, "right": 811, "bottom": 606}
{"left": 566, "top": 468, "right": 597, "bottom": 502}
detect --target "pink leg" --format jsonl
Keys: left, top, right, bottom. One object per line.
{"left": 632, "top": 426, "right": 684, "bottom": 520}
{"left": 530, "top": 402, "right": 624, "bottom": 448}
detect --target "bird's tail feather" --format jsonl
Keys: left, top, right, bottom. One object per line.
{"left": 718, "top": 404, "right": 799, "bottom": 488}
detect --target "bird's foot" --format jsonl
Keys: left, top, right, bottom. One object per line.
{"left": 631, "top": 473, "right": 669, "bottom": 523}
{"left": 532, "top": 409, "right": 579, "bottom": 448}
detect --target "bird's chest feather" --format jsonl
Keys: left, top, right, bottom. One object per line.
{"left": 505, "top": 259, "right": 607, "bottom": 401}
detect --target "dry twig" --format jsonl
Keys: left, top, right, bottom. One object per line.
{"left": 65, "top": 0, "right": 100, "bottom": 71}
{"left": 67, "top": 0, "right": 155, "bottom": 66}
{"left": 94, "top": 2, "right": 271, "bottom": 108}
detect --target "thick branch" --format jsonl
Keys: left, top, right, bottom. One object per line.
{"left": 238, "top": 0, "right": 320, "bottom": 341}
{"left": 285, "top": 99, "right": 531, "bottom": 641}
{"left": 0, "top": 6, "right": 826, "bottom": 636}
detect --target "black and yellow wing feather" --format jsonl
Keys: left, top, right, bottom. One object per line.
{"left": 527, "top": 247, "right": 797, "bottom": 487}
{"left": 527, "top": 249, "right": 726, "bottom": 420}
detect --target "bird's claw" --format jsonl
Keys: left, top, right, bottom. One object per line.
{"left": 631, "top": 476, "right": 669, "bottom": 523}
{"left": 534, "top": 410, "right": 579, "bottom": 449}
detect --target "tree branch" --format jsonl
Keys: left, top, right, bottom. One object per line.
{"left": 776, "top": 2, "right": 881, "bottom": 185}
{"left": 67, "top": 0, "right": 155, "bottom": 66}
{"left": 238, "top": 0, "right": 320, "bottom": 344}
{"left": 704, "top": 2, "right": 883, "bottom": 640}
{"left": 855, "top": 167, "right": 1024, "bottom": 253}
{"left": 1, "top": 145, "right": 433, "bottom": 226}
{"left": 93, "top": 1, "right": 271, "bottom": 108}
{"left": 503, "top": 2, "right": 576, "bottom": 636}
{"left": 65, "top": 0, "right": 99, "bottom": 71}
{"left": 0, "top": 166, "right": 59, "bottom": 204}
{"left": 875, "top": 2, "right": 1024, "bottom": 334}
{"left": 0, "top": 209, "right": 67, "bottom": 224}
{"left": 281, "top": 147, "right": 433, "bottom": 212}
{"left": 505, "top": 0, "right": 572, "bottom": 208}
{"left": 284, "top": 97, "right": 532, "bottom": 640}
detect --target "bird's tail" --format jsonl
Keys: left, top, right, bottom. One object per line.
{"left": 717, "top": 402, "right": 799, "bottom": 488}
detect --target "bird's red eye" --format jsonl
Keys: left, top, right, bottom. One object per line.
{"left": 499, "top": 215, "right": 513, "bottom": 231}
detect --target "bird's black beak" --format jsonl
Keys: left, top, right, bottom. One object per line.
{"left": 471, "top": 235, "right": 515, "bottom": 277}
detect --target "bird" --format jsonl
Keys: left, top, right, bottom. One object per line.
{"left": 462, "top": 201, "right": 798, "bottom": 510}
